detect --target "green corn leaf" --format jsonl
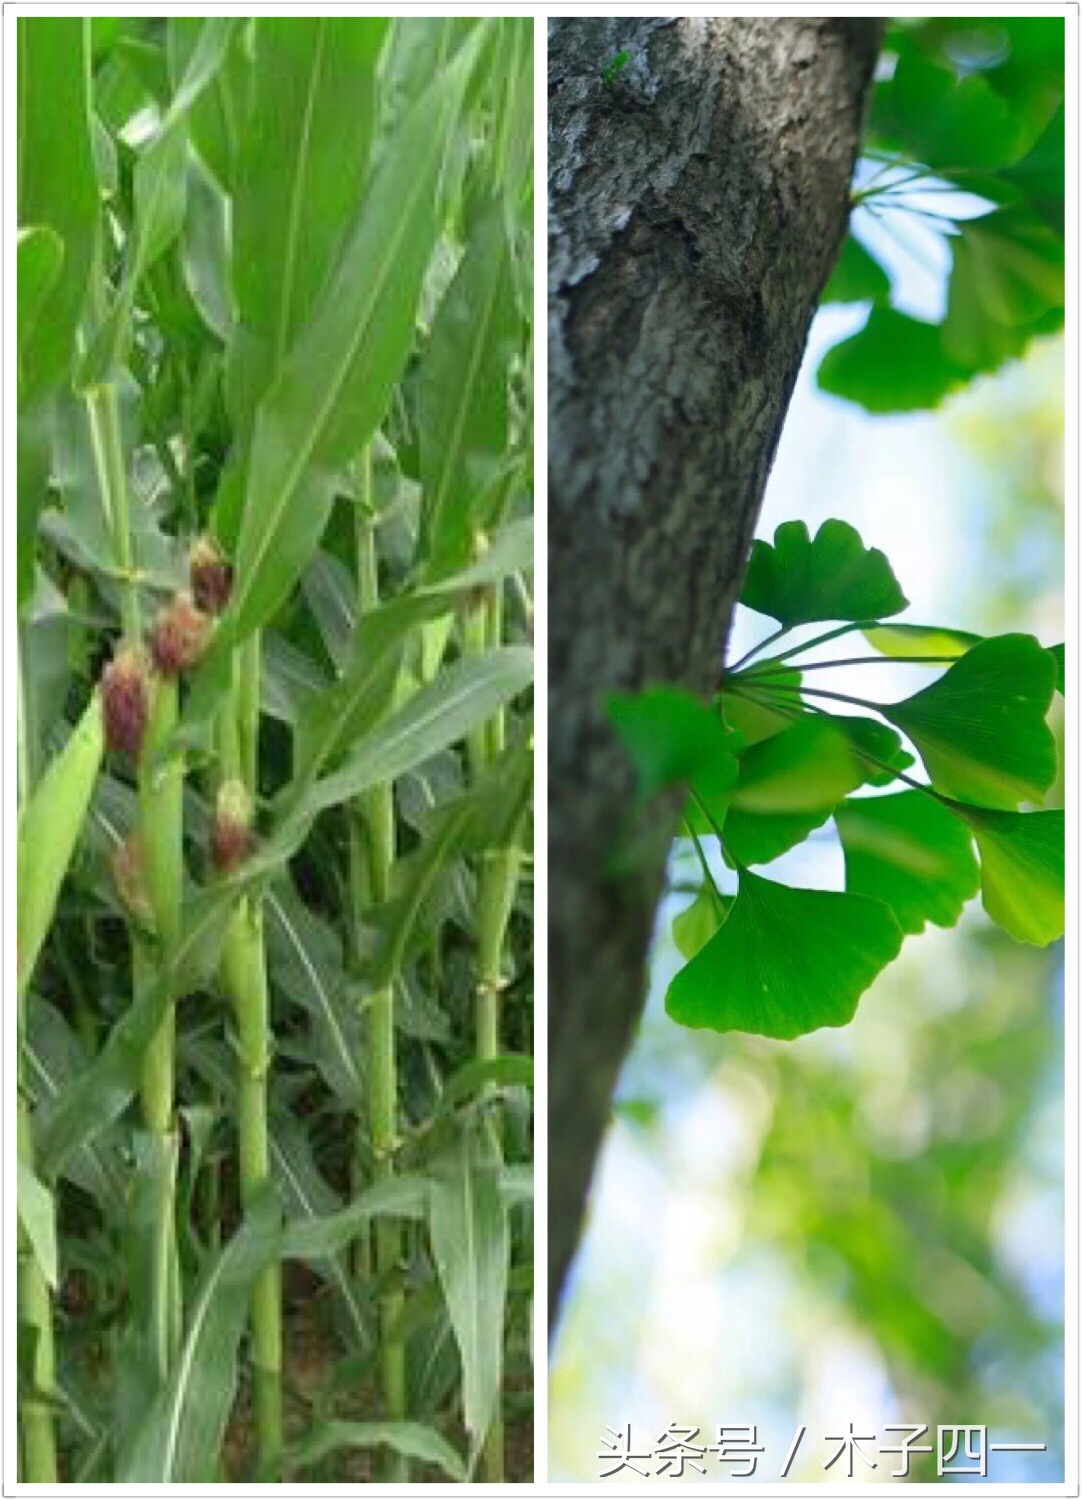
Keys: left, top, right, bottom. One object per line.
{"left": 419, "top": 199, "right": 520, "bottom": 573}
{"left": 37, "top": 876, "right": 254, "bottom": 1180}
{"left": 666, "top": 868, "right": 904, "bottom": 1039}
{"left": 439, "top": 1055, "right": 534, "bottom": 1112}
{"left": 79, "top": 19, "right": 238, "bottom": 385}
{"left": 226, "top": 17, "right": 388, "bottom": 434}
{"left": 219, "top": 30, "right": 483, "bottom": 650}
{"left": 281, "top": 1177, "right": 430, "bottom": 1262}
{"left": 428, "top": 1121, "right": 509, "bottom": 1444}
{"left": 114, "top": 1132, "right": 181, "bottom": 1437}
{"left": 260, "top": 632, "right": 328, "bottom": 726}
{"left": 302, "top": 551, "right": 357, "bottom": 671}
{"left": 117, "top": 1186, "right": 282, "bottom": 1482}
{"left": 166, "top": 17, "right": 252, "bottom": 194}
{"left": 264, "top": 881, "right": 363, "bottom": 1108}
{"left": 370, "top": 803, "right": 476, "bottom": 988}
{"left": 268, "top": 1111, "right": 367, "bottom": 1351}
{"left": 285, "top": 646, "right": 533, "bottom": 829}
{"left": 836, "top": 790, "right": 980, "bottom": 935}
{"left": 954, "top": 803, "right": 1064, "bottom": 946}
{"left": 285, "top": 1420, "right": 465, "bottom": 1483}
{"left": 23, "top": 1002, "right": 127, "bottom": 1218}
{"left": 884, "top": 633, "right": 1057, "bottom": 809}
{"left": 740, "top": 519, "right": 907, "bottom": 626}
{"left": 17, "top": 695, "right": 104, "bottom": 1006}
{"left": 17, "top": 18, "right": 99, "bottom": 399}
{"left": 17, "top": 1161, "right": 58, "bottom": 1290}
{"left": 17, "top": 227, "right": 64, "bottom": 397}
{"left": 608, "top": 686, "right": 739, "bottom": 804}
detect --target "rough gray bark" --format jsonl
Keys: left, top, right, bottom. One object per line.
{"left": 549, "top": 16, "right": 882, "bottom": 1320}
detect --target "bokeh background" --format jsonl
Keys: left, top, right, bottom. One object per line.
{"left": 548, "top": 170, "right": 1066, "bottom": 1484}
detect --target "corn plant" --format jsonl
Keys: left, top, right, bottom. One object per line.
{"left": 17, "top": 16, "right": 533, "bottom": 1483}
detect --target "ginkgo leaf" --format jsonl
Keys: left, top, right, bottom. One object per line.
{"left": 671, "top": 884, "right": 730, "bottom": 960}
{"left": 608, "top": 686, "right": 738, "bottom": 804}
{"left": 954, "top": 803, "right": 1064, "bottom": 946}
{"left": 942, "top": 206, "right": 1064, "bottom": 372}
{"left": 1049, "top": 642, "right": 1065, "bottom": 695}
{"left": 836, "top": 791, "right": 980, "bottom": 935}
{"left": 722, "top": 670, "right": 802, "bottom": 746}
{"left": 884, "top": 633, "right": 1057, "bottom": 809}
{"left": 740, "top": 519, "right": 907, "bottom": 627}
{"left": 821, "top": 232, "right": 891, "bottom": 305}
{"left": 708, "top": 716, "right": 863, "bottom": 866}
{"left": 862, "top": 623, "right": 982, "bottom": 660}
{"left": 729, "top": 717, "right": 861, "bottom": 814}
{"left": 666, "top": 869, "right": 903, "bottom": 1039}
{"left": 836, "top": 714, "right": 914, "bottom": 787}
{"left": 818, "top": 306, "right": 967, "bottom": 412}
{"left": 720, "top": 806, "right": 833, "bottom": 869}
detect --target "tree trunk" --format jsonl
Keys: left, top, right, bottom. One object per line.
{"left": 548, "top": 16, "right": 882, "bottom": 1319}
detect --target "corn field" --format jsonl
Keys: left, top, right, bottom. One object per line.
{"left": 17, "top": 16, "right": 534, "bottom": 1483}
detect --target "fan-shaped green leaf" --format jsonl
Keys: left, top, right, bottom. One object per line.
{"left": 884, "top": 633, "right": 1057, "bottom": 808}
{"left": 608, "top": 686, "right": 738, "bottom": 804}
{"left": 730, "top": 717, "right": 861, "bottom": 814}
{"left": 862, "top": 623, "right": 982, "bottom": 660}
{"left": 708, "top": 716, "right": 864, "bottom": 866}
{"left": 720, "top": 806, "right": 834, "bottom": 869}
{"left": 955, "top": 804, "right": 1064, "bottom": 946}
{"left": 1049, "top": 642, "right": 1065, "bottom": 695}
{"left": 836, "top": 714, "right": 915, "bottom": 786}
{"left": 872, "top": 50, "right": 1041, "bottom": 171}
{"left": 836, "top": 790, "right": 980, "bottom": 935}
{"left": 818, "top": 307, "right": 967, "bottom": 412}
{"left": 722, "top": 670, "right": 802, "bottom": 745}
{"left": 666, "top": 869, "right": 903, "bottom": 1039}
{"left": 672, "top": 885, "right": 730, "bottom": 960}
{"left": 943, "top": 206, "right": 1064, "bottom": 371}
{"left": 740, "top": 519, "right": 907, "bottom": 626}
{"left": 821, "top": 232, "right": 891, "bottom": 304}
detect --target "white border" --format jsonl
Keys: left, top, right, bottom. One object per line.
{"left": 5, "top": 4, "right": 1078, "bottom": 1496}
